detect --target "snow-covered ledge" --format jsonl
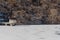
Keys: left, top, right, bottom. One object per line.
{"left": 0, "top": 25, "right": 60, "bottom": 40}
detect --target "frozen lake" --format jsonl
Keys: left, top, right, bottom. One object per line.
{"left": 0, "top": 25, "right": 60, "bottom": 40}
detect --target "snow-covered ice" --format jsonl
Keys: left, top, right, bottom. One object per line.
{"left": 0, "top": 25, "right": 60, "bottom": 40}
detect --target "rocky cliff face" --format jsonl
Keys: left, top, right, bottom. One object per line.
{"left": 0, "top": 0, "right": 60, "bottom": 25}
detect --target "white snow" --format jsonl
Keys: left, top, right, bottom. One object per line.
{"left": 0, "top": 25, "right": 60, "bottom": 40}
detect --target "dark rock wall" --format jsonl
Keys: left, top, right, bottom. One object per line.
{"left": 0, "top": 0, "right": 60, "bottom": 25}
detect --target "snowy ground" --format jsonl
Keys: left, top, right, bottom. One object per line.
{"left": 0, "top": 25, "right": 60, "bottom": 40}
